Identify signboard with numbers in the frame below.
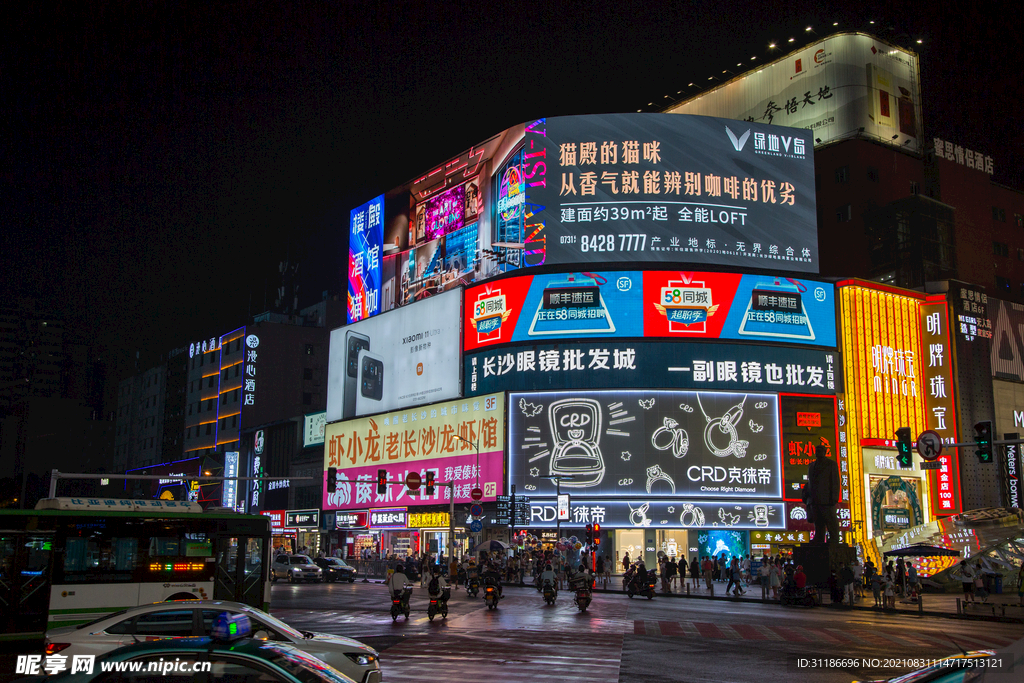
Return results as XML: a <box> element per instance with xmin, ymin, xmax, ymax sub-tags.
<box><xmin>323</xmin><ymin>393</ymin><xmax>505</xmax><ymax>511</ymax></box>
<box><xmin>919</xmin><ymin>299</ymin><xmax>962</xmax><ymax>515</ymax></box>
<box><xmin>467</xmin><ymin>341</ymin><xmax>840</xmax><ymax>396</ymax></box>
<box><xmin>509</xmin><ymin>389</ymin><xmax>782</xmax><ymax>499</ymax></box>
<box><xmin>525</xmin><ymin>113</ymin><xmax>817</xmax><ymax>272</ymax></box>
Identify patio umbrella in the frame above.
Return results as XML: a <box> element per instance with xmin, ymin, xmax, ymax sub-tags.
<box><xmin>883</xmin><ymin>544</ymin><xmax>961</xmax><ymax>558</ymax></box>
<box><xmin>469</xmin><ymin>540</ymin><xmax>510</xmax><ymax>554</ymax></box>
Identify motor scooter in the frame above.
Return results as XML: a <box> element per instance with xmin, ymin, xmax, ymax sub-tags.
<box><xmin>427</xmin><ymin>586</ymin><xmax>450</xmax><ymax>620</ymax></box>
<box><xmin>572</xmin><ymin>577</ymin><xmax>592</xmax><ymax>612</ymax></box>
<box><xmin>390</xmin><ymin>585</ymin><xmax>413</xmax><ymax>621</ymax></box>
<box><xmin>542</xmin><ymin>579</ymin><xmax>557</xmax><ymax>605</ymax></box>
<box><xmin>467</xmin><ymin>575</ymin><xmax>480</xmax><ymax>598</ymax></box>
<box><xmin>484</xmin><ymin>578</ymin><xmax>501</xmax><ymax>610</ymax></box>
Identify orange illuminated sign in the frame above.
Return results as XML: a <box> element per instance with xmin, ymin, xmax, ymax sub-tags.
<box><xmin>796</xmin><ymin>412</ymin><xmax>821</xmax><ymax>428</ymax></box>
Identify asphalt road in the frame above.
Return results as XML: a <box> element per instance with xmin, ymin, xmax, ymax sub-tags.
<box><xmin>270</xmin><ymin>581</ymin><xmax>1024</xmax><ymax>683</ymax></box>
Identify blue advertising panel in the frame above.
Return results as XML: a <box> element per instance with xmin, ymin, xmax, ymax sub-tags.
<box><xmin>348</xmin><ymin>194</ymin><xmax>385</xmax><ymax>323</ymax></box>
<box><xmin>466</xmin><ymin>341</ymin><xmax>841</xmax><ymax>396</ymax></box>
<box><xmin>720</xmin><ymin>274</ymin><xmax>836</xmax><ymax>346</ymax></box>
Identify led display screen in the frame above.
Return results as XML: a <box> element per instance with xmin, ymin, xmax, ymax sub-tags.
<box><xmin>467</xmin><ymin>341</ymin><xmax>840</xmax><ymax>396</ymax></box>
<box><xmin>464</xmin><ymin>270</ymin><xmax>835</xmax><ymax>351</ymax></box>
<box><xmin>527</xmin><ymin>499</ymin><xmax>785</xmax><ymax>530</ymax></box>
<box><xmin>508</xmin><ymin>389</ymin><xmax>782</xmax><ymax>499</ymax></box>
<box><xmin>522</xmin><ymin>113</ymin><xmax>817</xmax><ymax>272</ymax></box>
<box><xmin>326</xmin><ymin>288</ymin><xmax>462</xmax><ymax>422</ymax></box>
<box><xmin>323</xmin><ymin>394</ymin><xmax>504</xmax><ymax>511</ymax></box>
<box><xmin>348</xmin><ymin>194</ymin><xmax>385</xmax><ymax>323</ymax></box>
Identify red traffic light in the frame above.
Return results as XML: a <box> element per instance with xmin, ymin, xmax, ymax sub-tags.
<box><xmin>425</xmin><ymin>470</ymin><xmax>436</xmax><ymax>495</ymax></box>
<box><xmin>376</xmin><ymin>469</ymin><xmax>387</xmax><ymax>495</ymax></box>
<box><xmin>593</xmin><ymin>523</ymin><xmax>601</xmax><ymax>544</ymax></box>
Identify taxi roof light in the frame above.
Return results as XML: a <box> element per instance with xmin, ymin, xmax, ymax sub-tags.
<box><xmin>211</xmin><ymin>612</ymin><xmax>251</xmax><ymax>641</ymax></box>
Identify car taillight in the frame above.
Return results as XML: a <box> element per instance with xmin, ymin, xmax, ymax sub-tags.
<box><xmin>45</xmin><ymin>643</ymin><xmax>71</xmax><ymax>655</ymax></box>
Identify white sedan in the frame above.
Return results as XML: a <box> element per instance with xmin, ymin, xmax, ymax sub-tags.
<box><xmin>43</xmin><ymin>599</ymin><xmax>381</xmax><ymax>683</ymax></box>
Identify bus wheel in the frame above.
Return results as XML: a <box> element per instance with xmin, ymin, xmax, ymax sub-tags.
<box><xmin>166</xmin><ymin>592</ymin><xmax>198</xmax><ymax>601</ymax></box>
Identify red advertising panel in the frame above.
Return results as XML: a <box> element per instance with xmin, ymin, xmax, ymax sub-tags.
<box><xmin>920</xmin><ymin>299</ymin><xmax>962</xmax><ymax>515</ymax></box>
<box><xmin>642</xmin><ymin>271</ymin><xmax>742</xmax><ymax>338</ymax></box>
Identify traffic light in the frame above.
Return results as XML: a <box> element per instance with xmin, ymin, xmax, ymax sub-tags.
<box><xmin>326</xmin><ymin>467</ymin><xmax>338</xmax><ymax>493</ymax></box>
<box><xmin>425</xmin><ymin>471</ymin><xmax>435</xmax><ymax>496</ymax></box>
<box><xmin>974</xmin><ymin>421</ymin><xmax>993</xmax><ymax>463</ymax></box>
<box><xmin>592</xmin><ymin>523</ymin><xmax>601</xmax><ymax>545</ymax></box>
<box><xmin>376</xmin><ymin>469</ymin><xmax>387</xmax><ymax>495</ymax></box>
<box><xmin>894</xmin><ymin>427</ymin><xmax>913</xmax><ymax>468</ymax></box>
<box><xmin>585</xmin><ymin>524</ymin><xmax>593</xmax><ymax>546</ymax></box>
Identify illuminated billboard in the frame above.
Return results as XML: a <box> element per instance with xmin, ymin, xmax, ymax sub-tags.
<box><xmin>464</xmin><ymin>270</ymin><xmax>836</xmax><ymax>351</ymax></box>
<box><xmin>508</xmin><ymin>389</ymin><xmax>782</xmax><ymax>499</ymax></box>
<box><xmin>326</xmin><ymin>288</ymin><xmax>462</xmax><ymax>422</ymax></box>
<box><xmin>665</xmin><ymin>33</ymin><xmax>924</xmax><ymax>152</ymax></box>
<box><xmin>323</xmin><ymin>393</ymin><xmax>504</xmax><ymax>511</ymax></box>
<box><xmin>527</xmin><ymin>498</ymin><xmax>786</xmax><ymax>530</ymax></box>
<box><xmin>350</xmin><ymin>113</ymin><xmax>819</xmax><ymax>322</ymax></box>
<box><xmin>467</xmin><ymin>340</ymin><xmax>840</xmax><ymax>396</ymax></box>
<box><xmin>348</xmin><ymin>194</ymin><xmax>385</xmax><ymax>323</ymax></box>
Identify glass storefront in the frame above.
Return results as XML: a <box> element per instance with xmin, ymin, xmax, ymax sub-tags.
<box><xmin>863</xmin><ymin>447</ymin><xmax>931</xmax><ymax>541</ymax></box>
<box><xmin>613</xmin><ymin>529</ymin><xmax>691</xmax><ymax>570</ymax></box>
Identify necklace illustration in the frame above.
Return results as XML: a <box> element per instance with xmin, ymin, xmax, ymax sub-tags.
<box><xmin>697</xmin><ymin>394</ymin><xmax>750</xmax><ymax>458</ymax></box>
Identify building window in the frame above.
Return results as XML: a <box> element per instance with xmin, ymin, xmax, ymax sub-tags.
<box><xmin>303</xmin><ymin>368</ymin><xmax>313</xmax><ymax>380</ymax></box>
<box><xmin>305</xmin><ymin>344</ymin><xmax>315</xmax><ymax>356</ymax></box>
<box><xmin>1016</xmin><ymin>213</ymin><xmax>1024</xmax><ymax>229</ymax></box>
<box><xmin>910</xmin><ymin>180</ymin><xmax>919</xmax><ymax>195</ymax></box>
<box><xmin>835</xmin><ymin>166</ymin><xmax>848</xmax><ymax>183</ymax></box>
<box><xmin>303</xmin><ymin>392</ymin><xmax>312</xmax><ymax>405</ymax></box>
<box><xmin>996</xmin><ymin>276</ymin><xmax>1011</xmax><ymax>292</ymax></box>
<box><xmin>993</xmin><ymin>207</ymin><xmax>1007</xmax><ymax>222</ymax></box>
<box><xmin>1018</xmin><ymin>248</ymin><xmax>1024</xmax><ymax>262</ymax></box>
<box><xmin>188</xmin><ymin>404</ymin><xmax>193</xmax><ymax>416</ymax></box>
<box><xmin>207</xmin><ymin>399</ymin><xmax>213</xmax><ymax>411</ymax></box>
<box><xmin>234</xmin><ymin>389</ymin><xmax>239</xmax><ymax>402</ymax></box>
<box><xmin>206</xmin><ymin>424</ymin><xmax>212</xmax><ymax>435</ymax></box>
<box><xmin>994</xmin><ymin>241</ymin><xmax>1009</xmax><ymax>257</ymax></box>
<box><xmin>867</xmin><ymin>166</ymin><xmax>879</xmax><ymax>182</ymax></box>
<box><xmin>235</xmin><ymin>364</ymin><xmax>240</xmax><ymax>377</ymax></box>
<box><xmin>208</xmin><ymin>376</ymin><xmax>214</xmax><ymax>388</ymax></box>
<box><xmin>222</xmin><ymin>393</ymin><xmax>228</xmax><ymax>405</ymax></box>
<box><xmin>223</xmin><ymin>369</ymin><xmax>229</xmax><ymax>380</ymax></box>
<box><xmin>836</xmin><ymin>204</ymin><xmax>852</xmax><ymax>223</ymax></box>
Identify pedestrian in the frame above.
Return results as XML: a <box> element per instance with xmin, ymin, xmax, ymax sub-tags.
<box><xmin>741</xmin><ymin>554</ymin><xmax>751</xmax><ymax>585</ymax></box>
<box><xmin>727</xmin><ymin>557</ymin><xmax>745</xmax><ymax>596</ymax></box>
<box><xmin>702</xmin><ymin>556</ymin><xmax>714</xmax><ymax>590</ymax></box>
<box><xmin>769</xmin><ymin>559</ymin><xmax>782</xmax><ymax>599</ymax></box>
<box><xmin>852</xmin><ymin>560</ymin><xmax>863</xmax><ymax>600</ymax></box>
<box><xmin>665</xmin><ymin>557</ymin><xmax>678</xmax><ymax>593</ymax></box>
<box><xmin>841</xmin><ymin>562</ymin><xmax>856</xmax><ymax>605</ymax></box>
<box><xmin>689</xmin><ymin>557</ymin><xmax>700</xmax><ymax>589</ymax></box>
<box><xmin>863</xmin><ymin>559</ymin><xmax>875</xmax><ymax>592</ymax></box>
<box><xmin>895</xmin><ymin>558</ymin><xmax>906</xmax><ymax>596</ymax></box>
<box><xmin>883</xmin><ymin>571</ymin><xmax>896</xmax><ymax>609</ymax></box>
<box><xmin>622</xmin><ymin>553</ymin><xmax>630</xmax><ymax>573</ymax></box>
<box><xmin>906</xmin><ymin>563</ymin><xmax>919</xmax><ymax>600</ymax></box>
<box><xmin>603</xmin><ymin>554</ymin><xmax>611</xmax><ymax>588</ymax></box>
<box><xmin>956</xmin><ymin>559</ymin><xmax>976</xmax><ymax>604</ymax></box>
<box><xmin>596</xmin><ymin>555</ymin><xmax>605</xmax><ymax>589</ymax></box>
<box><xmin>758</xmin><ymin>559</ymin><xmax>771</xmax><ymax>600</ymax></box>
<box><xmin>871</xmin><ymin>568</ymin><xmax>883</xmax><ymax>607</ymax></box>
<box><xmin>659</xmin><ymin>556</ymin><xmax>668</xmax><ymax>593</ymax></box>
<box><xmin>1017</xmin><ymin>562</ymin><xmax>1024</xmax><ymax>607</ymax></box>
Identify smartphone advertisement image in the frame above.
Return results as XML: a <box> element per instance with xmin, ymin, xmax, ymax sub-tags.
<box><xmin>326</xmin><ymin>288</ymin><xmax>463</xmax><ymax>421</ymax></box>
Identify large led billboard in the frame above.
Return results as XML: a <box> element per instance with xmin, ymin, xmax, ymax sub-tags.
<box><xmin>349</xmin><ymin>112</ymin><xmax>819</xmax><ymax>322</ymax></box>
<box><xmin>522</xmin><ymin>113</ymin><xmax>817</xmax><ymax>271</ymax></box>
<box><xmin>527</xmin><ymin>498</ymin><xmax>786</xmax><ymax>530</ymax></box>
<box><xmin>665</xmin><ymin>33</ymin><xmax>924</xmax><ymax>153</ymax></box>
<box><xmin>326</xmin><ymin>288</ymin><xmax>462</xmax><ymax>422</ymax></box>
<box><xmin>464</xmin><ymin>270</ymin><xmax>836</xmax><ymax>351</ymax></box>
<box><xmin>348</xmin><ymin>195</ymin><xmax>385</xmax><ymax>323</ymax></box>
<box><xmin>467</xmin><ymin>341</ymin><xmax>840</xmax><ymax>396</ymax></box>
<box><xmin>508</xmin><ymin>389</ymin><xmax>782</xmax><ymax>499</ymax></box>
<box><xmin>323</xmin><ymin>393</ymin><xmax>504</xmax><ymax>511</ymax></box>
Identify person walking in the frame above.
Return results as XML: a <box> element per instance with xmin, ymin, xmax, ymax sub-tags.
<box><xmin>852</xmin><ymin>560</ymin><xmax>864</xmax><ymax>600</ymax></box>
<box><xmin>871</xmin><ymin>568</ymin><xmax>883</xmax><ymax>607</ymax></box>
<box><xmin>727</xmin><ymin>557</ymin><xmax>745</xmax><ymax>596</ymax></box>
<box><xmin>622</xmin><ymin>553</ymin><xmax>631</xmax><ymax>574</ymax></box>
<box><xmin>883</xmin><ymin>570</ymin><xmax>896</xmax><ymax>609</ymax></box>
<box><xmin>769</xmin><ymin>559</ymin><xmax>782</xmax><ymax>599</ymax></box>
<box><xmin>758</xmin><ymin>559</ymin><xmax>771</xmax><ymax>600</ymax></box>
<box><xmin>956</xmin><ymin>559</ymin><xmax>977</xmax><ymax>604</ymax></box>
<box><xmin>895</xmin><ymin>558</ymin><xmax>906</xmax><ymax>597</ymax></box>
<box><xmin>665</xmin><ymin>557</ymin><xmax>678</xmax><ymax>593</ymax></box>
<box><xmin>690</xmin><ymin>557</ymin><xmax>700</xmax><ymax>590</ymax></box>
<box><xmin>841</xmin><ymin>562</ymin><xmax>856</xmax><ymax>605</ymax></box>
<box><xmin>602</xmin><ymin>554</ymin><xmax>611</xmax><ymax>588</ymax></box>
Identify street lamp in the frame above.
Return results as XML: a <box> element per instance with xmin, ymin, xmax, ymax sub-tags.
<box><xmin>450</xmin><ymin>434</ymin><xmax>481</xmax><ymax>569</ymax></box>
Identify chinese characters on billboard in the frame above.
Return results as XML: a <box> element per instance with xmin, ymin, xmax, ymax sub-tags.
<box><xmin>323</xmin><ymin>394</ymin><xmax>505</xmax><ymax>511</ymax></box>
<box><xmin>920</xmin><ymin>300</ymin><xmax>962</xmax><ymax>515</ymax></box>
<box><xmin>348</xmin><ymin>195</ymin><xmax>384</xmax><ymax>323</ymax></box>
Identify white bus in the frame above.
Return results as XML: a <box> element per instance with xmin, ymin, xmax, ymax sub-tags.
<box><xmin>0</xmin><ymin>497</ymin><xmax>271</xmax><ymax>650</ymax></box>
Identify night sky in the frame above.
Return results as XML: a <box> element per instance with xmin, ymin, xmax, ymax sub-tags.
<box><xmin>2</xmin><ymin>1</ymin><xmax>1020</xmax><ymax>364</ymax></box>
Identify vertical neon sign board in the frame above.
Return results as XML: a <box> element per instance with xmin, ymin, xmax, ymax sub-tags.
<box><xmin>348</xmin><ymin>195</ymin><xmax>384</xmax><ymax>324</ymax></box>
<box><xmin>919</xmin><ymin>299</ymin><xmax>962</xmax><ymax>515</ymax></box>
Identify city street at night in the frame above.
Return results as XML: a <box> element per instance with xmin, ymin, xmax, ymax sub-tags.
<box><xmin>270</xmin><ymin>581</ymin><xmax>1024</xmax><ymax>682</ymax></box>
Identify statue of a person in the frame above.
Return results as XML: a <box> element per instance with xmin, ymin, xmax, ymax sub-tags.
<box><xmin>802</xmin><ymin>445</ymin><xmax>841</xmax><ymax>545</ymax></box>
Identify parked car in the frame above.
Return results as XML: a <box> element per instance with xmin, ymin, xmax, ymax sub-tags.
<box><xmin>273</xmin><ymin>554</ymin><xmax>324</xmax><ymax>583</ymax></box>
<box><xmin>32</xmin><ymin>612</ymin><xmax>362</xmax><ymax>682</ymax></box>
<box><xmin>41</xmin><ymin>600</ymin><xmax>380</xmax><ymax>683</ymax></box>
<box><xmin>315</xmin><ymin>557</ymin><xmax>358</xmax><ymax>583</ymax></box>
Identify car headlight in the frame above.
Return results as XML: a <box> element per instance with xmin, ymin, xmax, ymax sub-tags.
<box><xmin>345</xmin><ymin>653</ymin><xmax>377</xmax><ymax>667</ymax></box>
<box><xmin>291</xmin><ymin>567</ymin><xmax>301</xmax><ymax>573</ymax></box>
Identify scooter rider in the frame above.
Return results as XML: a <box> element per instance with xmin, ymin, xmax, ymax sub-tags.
<box><xmin>387</xmin><ymin>563</ymin><xmax>410</xmax><ymax>598</ymax></box>
<box><xmin>630</xmin><ymin>560</ymin><xmax>647</xmax><ymax>593</ymax></box>
<box><xmin>428</xmin><ymin>564</ymin><xmax>449</xmax><ymax>594</ymax></box>
<box><xmin>481</xmin><ymin>562</ymin><xmax>503</xmax><ymax>597</ymax></box>
<box><xmin>539</xmin><ymin>563</ymin><xmax>558</xmax><ymax>593</ymax></box>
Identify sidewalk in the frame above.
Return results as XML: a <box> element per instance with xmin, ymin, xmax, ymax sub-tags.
<box><xmin>578</xmin><ymin>575</ymin><xmax>1024</xmax><ymax>623</ymax></box>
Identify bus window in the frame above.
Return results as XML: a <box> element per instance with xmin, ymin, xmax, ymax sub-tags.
<box><xmin>63</xmin><ymin>535</ymin><xmax>137</xmax><ymax>580</ymax></box>
<box><xmin>149</xmin><ymin>537</ymin><xmax>181</xmax><ymax>556</ymax></box>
